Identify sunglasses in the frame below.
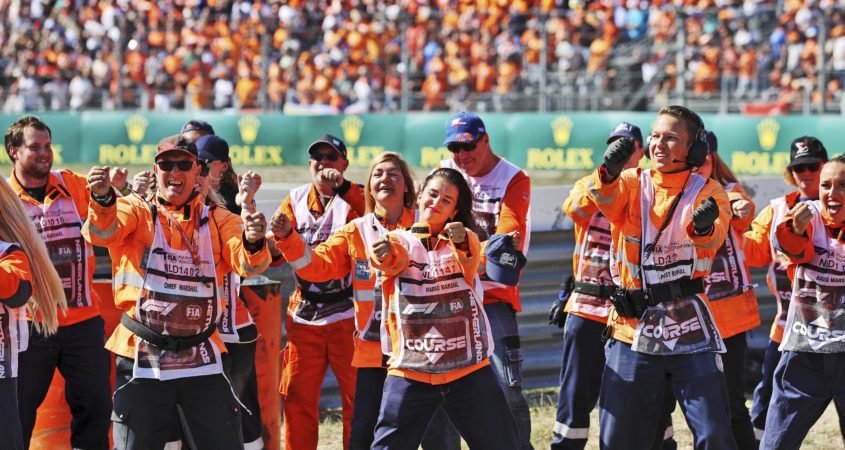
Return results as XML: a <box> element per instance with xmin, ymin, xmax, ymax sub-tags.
<box><xmin>791</xmin><ymin>162</ymin><xmax>821</xmax><ymax>173</ymax></box>
<box><xmin>311</xmin><ymin>151</ymin><xmax>340</xmax><ymax>162</ymax></box>
<box><xmin>156</xmin><ymin>160</ymin><xmax>196</xmax><ymax>172</ymax></box>
<box><xmin>447</xmin><ymin>142</ymin><xmax>478</xmax><ymax>154</ymax></box>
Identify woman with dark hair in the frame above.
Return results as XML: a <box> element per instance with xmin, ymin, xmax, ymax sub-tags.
<box><xmin>365</xmin><ymin>167</ymin><xmax>519</xmax><ymax>450</ymax></box>
<box><xmin>270</xmin><ymin>154</ymin><xmax>460</xmax><ymax>449</ymax></box>
<box><xmin>743</xmin><ymin>136</ymin><xmax>845</xmax><ymax>445</ymax></box>
<box><xmin>762</xmin><ymin>154</ymin><xmax>845</xmax><ymax>448</ymax></box>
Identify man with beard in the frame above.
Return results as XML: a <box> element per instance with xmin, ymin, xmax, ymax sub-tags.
<box><xmin>6</xmin><ymin>115</ymin><xmax>122</xmax><ymax>450</ymax></box>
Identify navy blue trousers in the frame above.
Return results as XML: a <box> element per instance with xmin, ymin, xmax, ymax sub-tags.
<box><xmin>371</xmin><ymin>365</ymin><xmax>519</xmax><ymax>450</ymax></box>
<box><xmin>599</xmin><ymin>339</ymin><xmax>737</xmax><ymax>450</ymax></box>
<box><xmin>761</xmin><ymin>351</ymin><xmax>845</xmax><ymax>450</ymax></box>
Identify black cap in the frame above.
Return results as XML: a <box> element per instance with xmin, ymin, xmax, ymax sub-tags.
<box><xmin>705</xmin><ymin>130</ymin><xmax>718</xmax><ymax>153</ymax></box>
<box><xmin>787</xmin><ymin>136</ymin><xmax>828</xmax><ymax>168</ymax></box>
<box><xmin>308</xmin><ymin>134</ymin><xmax>347</xmax><ymax>159</ymax></box>
<box><xmin>607</xmin><ymin>122</ymin><xmax>643</xmax><ymax>146</ymax></box>
<box><xmin>196</xmin><ymin>135</ymin><xmax>230</xmax><ymax>162</ymax></box>
<box><xmin>180</xmin><ymin>120</ymin><xmax>215</xmax><ymax>136</ymax></box>
<box><xmin>155</xmin><ymin>135</ymin><xmax>199</xmax><ymax>161</ymax></box>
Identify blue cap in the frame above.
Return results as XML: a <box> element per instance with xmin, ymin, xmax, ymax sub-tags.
<box><xmin>443</xmin><ymin>112</ymin><xmax>486</xmax><ymax>145</ymax></box>
<box><xmin>196</xmin><ymin>135</ymin><xmax>229</xmax><ymax>162</ymax></box>
<box><xmin>607</xmin><ymin>122</ymin><xmax>643</xmax><ymax>146</ymax></box>
<box><xmin>484</xmin><ymin>234</ymin><xmax>526</xmax><ymax>287</ymax></box>
<box><xmin>181</xmin><ymin>120</ymin><xmax>215</xmax><ymax>136</ymax></box>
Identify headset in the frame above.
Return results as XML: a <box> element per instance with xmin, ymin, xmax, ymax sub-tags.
<box><xmin>644</xmin><ymin>106</ymin><xmax>710</xmax><ymax>167</ymax></box>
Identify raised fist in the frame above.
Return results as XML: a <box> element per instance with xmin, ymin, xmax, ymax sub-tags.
<box><xmin>692</xmin><ymin>196</ymin><xmax>719</xmax><ymax>235</ymax></box>
<box><xmin>319</xmin><ymin>168</ymin><xmax>344</xmax><ymax>189</ymax></box>
<box><xmin>236</xmin><ymin>170</ymin><xmax>262</xmax><ymax>212</ymax></box>
<box><xmin>443</xmin><ymin>222</ymin><xmax>467</xmax><ymax>244</ymax></box>
<box><xmin>370</xmin><ymin>235</ymin><xmax>391</xmax><ymax>261</ymax></box>
<box><xmin>87</xmin><ymin>166</ymin><xmax>112</xmax><ymax>197</ymax></box>
<box><xmin>243</xmin><ymin>211</ymin><xmax>267</xmax><ymax>244</ymax></box>
<box><xmin>789</xmin><ymin>202</ymin><xmax>813</xmax><ymax>235</ymax></box>
<box><xmin>110</xmin><ymin>167</ymin><xmax>129</xmax><ymax>191</ymax></box>
<box><xmin>269</xmin><ymin>207</ymin><xmax>293</xmax><ymax>239</ymax></box>
<box><xmin>603</xmin><ymin>137</ymin><xmax>636</xmax><ymax>179</ymax></box>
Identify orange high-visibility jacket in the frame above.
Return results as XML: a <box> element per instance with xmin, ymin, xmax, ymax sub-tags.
<box><xmin>0</xmin><ymin>243</ymin><xmax>32</xmax><ymax>379</ymax></box>
<box><xmin>82</xmin><ymin>193</ymin><xmax>271</xmax><ymax>359</ymax></box>
<box><xmin>371</xmin><ymin>229</ymin><xmax>489</xmax><ymax>385</ymax></box>
<box><xmin>704</xmin><ymin>182</ymin><xmax>760</xmax><ymax>339</ymax></box>
<box><xmin>587</xmin><ymin>167</ymin><xmax>731</xmax><ymax>344</ymax></box>
<box><xmin>273</xmin><ymin>183</ymin><xmax>365</xmax><ymax>322</ymax></box>
<box><xmin>775</xmin><ymin>204</ymin><xmax>845</xmax><ymax>279</ymax></box>
<box><xmin>9</xmin><ymin>169</ymin><xmax>100</xmax><ymax>326</ymax></box>
<box><xmin>561</xmin><ymin>174</ymin><xmax>616</xmax><ymax>324</ymax></box>
<box><xmin>272</xmin><ymin>208</ymin><xmax>415</xmax><ymax>368</ymax></box>
<box><xmin>743</xmin><ymin>190</ymin><xmax>802</xmax><ymax>343</ymax></box>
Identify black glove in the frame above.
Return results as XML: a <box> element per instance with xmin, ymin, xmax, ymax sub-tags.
<box><xmin>603</xmin><ymin>137</ymin><xmax>636</xmax><ymax>179</ymax></box>
<box><xmin>549</xmin><ymin>275</ymin><xmax>574</xmax><ymax>328</ymax></box>
<box><xmin>692</xmin><ymin>196</ymin><xmax>719</xmax><ymax>235</ymax></box>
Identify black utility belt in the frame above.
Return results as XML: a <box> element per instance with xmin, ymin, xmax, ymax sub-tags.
<box><xmin>643</xmin><ymin>277</ymin><xmax>705</xmax><ymax>304</ymax></box>
<box><xmin>300</xmin><ymin>285</ymin><xmax>354</xmax><ymax>304</ymax></box>
<box><xmin>121</xmin><ymin>313</ymin><xmax>215</xmax><ymax>353</ymax></box>
<box><xmin>573</xmin><ymin>281</ymin><xmax>615</xmax><ymax>300</ymax></box>
<box><xmin>610</xmin><ymin>278</ymin><xmax>704</xmax><ymax>319</ymax></box>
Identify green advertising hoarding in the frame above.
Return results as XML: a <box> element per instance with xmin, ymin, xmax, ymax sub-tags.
<box><xmin>0</xmin><ymin>111</ymin><xmax>840</xmax><ymax>176</ymax></box>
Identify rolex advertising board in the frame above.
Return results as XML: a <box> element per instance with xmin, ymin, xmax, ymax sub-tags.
<box><xmin>0</xmin><ymin>112</ymin><xmax>840</xmax><ymax>176</ymax></box>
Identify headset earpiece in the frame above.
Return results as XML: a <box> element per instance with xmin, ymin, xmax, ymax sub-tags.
<box><xmin>685</xmin><ymin>112</ymin><xmax>709</xmax><ymax>167</ymax></box>
<box><xmin>645</xmin><ymin>135</ymin><xmax>652</xmax><ymax>159</ymax></box>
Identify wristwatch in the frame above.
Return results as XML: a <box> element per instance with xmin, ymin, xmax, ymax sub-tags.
<box><xmin>92</xmin><ymin>189</ymin><xmax>115</xmax><ymax>205</ymax></box>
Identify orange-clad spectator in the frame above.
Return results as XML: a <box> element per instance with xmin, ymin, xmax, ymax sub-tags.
<box><xmin>422</xmin><ymin>72</ymin><xmax>446</xmax><ymax>111</ymax></box>
<box><xmin>474</xmin><ymin>57</ymin><xmax>497</xmax><ymax>93</ymax></box>
<box><xmin>587</xmin><ymin>36</ymin><xmax>612</xmax><ymax>74</ymax></box>
<box><xmin>694</xmin><ymin>47</ymin><xmax>720</xmax><ymax>95</ymax></box>
<box><xmin>496</xmin><ymin>57</ymin><xmax>520</xmax><ymax>93</ymax></box>
<box><xmin>737</xmin><ymin>46</ymin><xmax>757</xmax><ymax>97</ymax></box>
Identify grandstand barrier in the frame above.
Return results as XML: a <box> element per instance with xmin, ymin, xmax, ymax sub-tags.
<box><xmin>0</xmin><ymin>112</ymin><xmax>842</xmax><ymax>177</ymax></box>
<box><xmin>30</xmin><ymin>278</ymin><xmax>284</xmax><ymax>450</ymax></box>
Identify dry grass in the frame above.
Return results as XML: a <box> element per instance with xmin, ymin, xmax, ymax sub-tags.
<box><xmin>305</xmin><ymin>387</ymin><xmax>844</xmax><ymax>450</ymax></box>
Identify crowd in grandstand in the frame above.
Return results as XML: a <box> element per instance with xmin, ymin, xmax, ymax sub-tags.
<box><xmin>0</xmin><ymin>0</ymin><xmax>843</xmax><ymax>113</ymax></box>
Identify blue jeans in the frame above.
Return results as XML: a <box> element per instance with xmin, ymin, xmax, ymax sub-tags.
<box><xmin>371</xmin><ymin>365</ymin><xmax>519</xmax><ymax>450</ymax></box>
<box><xmin>599</xmin><ymin>340</ymin><xmax>737</xmax><ymax>450</ymax></box>
<box><xmin>349</xmin><ymin>368</ymin><xmax>459</xmax><ymax>450</ymax></box>
<box><xmin>761</xmin><ymin>351</ymin><xmax>845</xmax><ymax>449</ymax></box>
<box><xmin>484</xmin><ymin>302</ymin><xmax>534</xmax><ymax>450</ymax></box>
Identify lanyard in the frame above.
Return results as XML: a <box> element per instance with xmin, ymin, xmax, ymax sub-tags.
<box><xmin>155</xmin><ymin>198</ymin><xmax>202</xmax><ymax>268</ymax></box>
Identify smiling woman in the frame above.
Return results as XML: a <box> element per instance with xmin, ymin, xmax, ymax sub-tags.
<box><xmin>763</xmin><ymin>152</ymin><xmax>845</xmax><ymax>448</ymax></box>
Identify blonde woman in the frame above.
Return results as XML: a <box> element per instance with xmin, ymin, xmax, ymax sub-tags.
<box><xmin>0</xmin><ymin>175</ymin><xmax>65</xmax><ymax>450</ymax></box>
